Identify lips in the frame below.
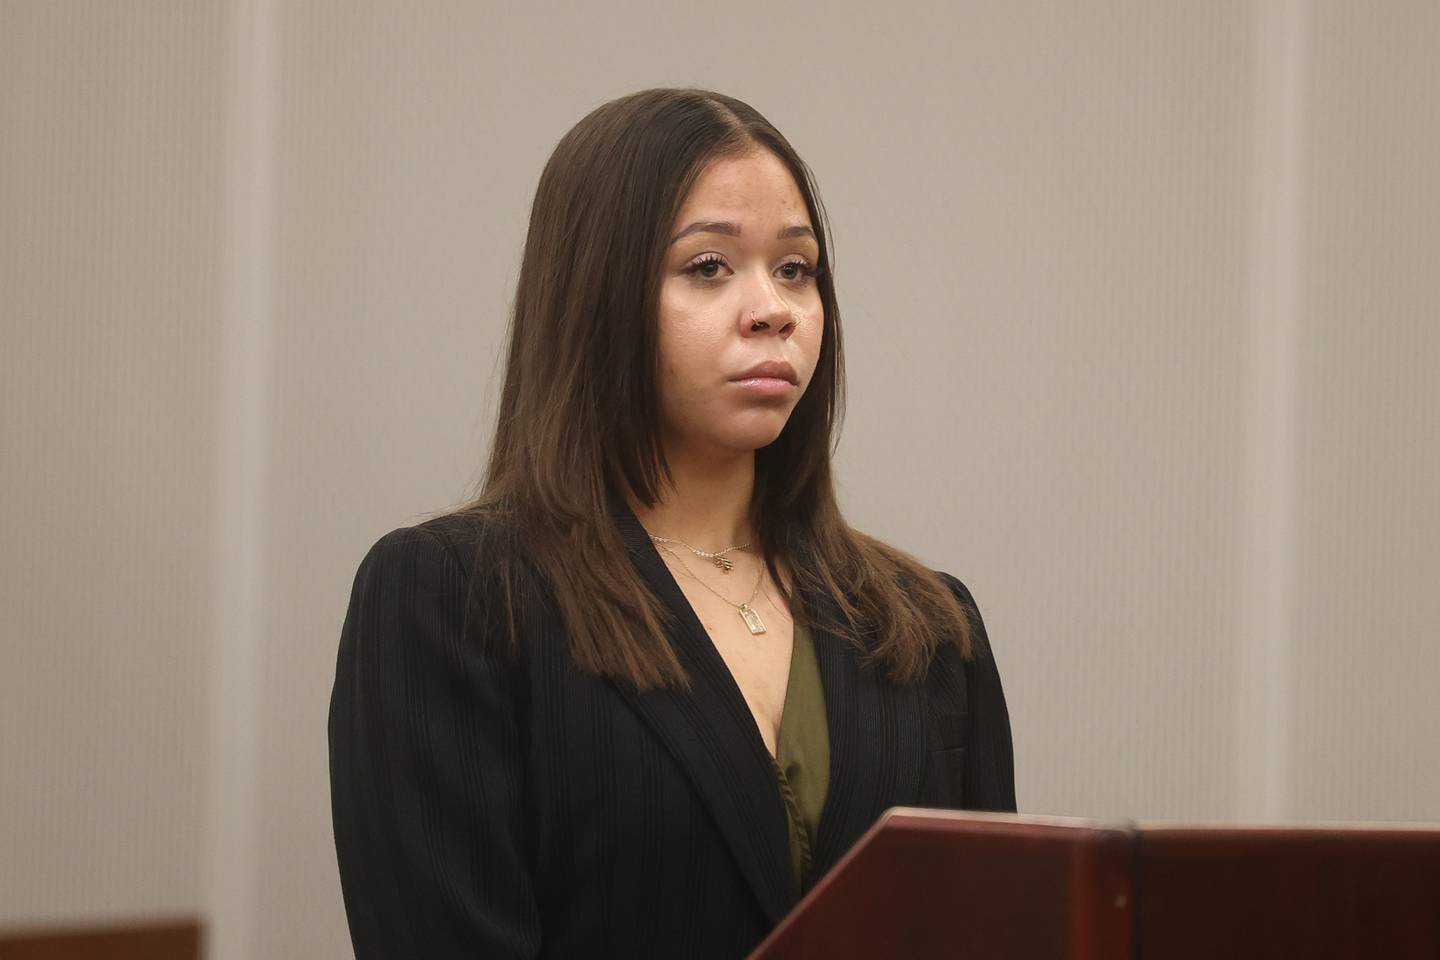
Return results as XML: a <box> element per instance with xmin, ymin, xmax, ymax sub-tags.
<box><xmin>731</xmin><ymin>359</ymin><xmax>798</xmax><ymax>384</ymax></box>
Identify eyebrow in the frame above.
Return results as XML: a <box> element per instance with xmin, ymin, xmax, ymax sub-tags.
<box><xmin>669</xmin><ymin>220</ymin><xmax>817</xmax><ymax>245</ymax></box>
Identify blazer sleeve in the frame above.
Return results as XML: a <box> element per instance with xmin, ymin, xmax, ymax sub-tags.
<box><xmin>328</xmin><ymin>525</ymin><xmax>541</xmax><ymax>958</ymax></box>
<box><xmin>939</xmin><ymin>572</ymin><xmax>1018</xmax><ymax>813</ymax></box>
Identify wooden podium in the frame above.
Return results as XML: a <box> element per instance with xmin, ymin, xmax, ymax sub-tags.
<box><xmin>748</xmin><ymin>808</ymin><xmax>1440</xmax><ymax>959</ymax></box>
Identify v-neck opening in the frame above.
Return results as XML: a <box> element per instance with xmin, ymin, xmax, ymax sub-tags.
<box><xmin>773</xmin><ymin>617</ymin><xmax>805</xmax><ymax>757</ymax></box>
<box><xmin>658</xmin><ymin>549</ymin><xmax>795</xmax><ymax>765</ymax></box>
<box><xmin>607</xmin><ymin>490</ymin><xmax>921</xmax><ymax>906</ymax></box>
<box><xmin>619</xmin><ymin>507</ymin><xmax>789</xmax><ymax>767</ymax></box>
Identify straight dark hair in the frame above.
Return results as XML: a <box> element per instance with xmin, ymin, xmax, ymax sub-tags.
<box><xmin>424</xmin><ymin>86</ymin><xmax>976</xmax><ymax>691</ymax></box>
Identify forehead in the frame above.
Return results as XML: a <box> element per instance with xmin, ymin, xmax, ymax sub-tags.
<box><xmin>674</xmin><ymin>150</ymin><xmax>810</xmax><ymax>224</ymax></box>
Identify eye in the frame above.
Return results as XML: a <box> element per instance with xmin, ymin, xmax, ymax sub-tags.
<box><xmin>684</xmin><ymin>253</ymin><xmax>728</xmax><ymax>282</ymax></box>
<box><xmin>681</xmin><ymin>253</ymin><xmax>823</xmax><ymax>286</ymax></box>
<box><xmin>778</xmin><ymin>257</ymin><xmax>820</xmax><ymax>284</ymax></box>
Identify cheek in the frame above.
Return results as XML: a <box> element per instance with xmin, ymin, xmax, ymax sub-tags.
<box><xmin>657</xmin><ymin>321</ymin><xmax>705</xmax><ymax>377</ymax></box>
<box><xmin>793</xmin><ymin>306</ymin><xmax>824</xmax><ymax>379</ymax></box>
<box><xmin>656</xmin><ymin>310</ymin><xmax>725</xmax><ymax>404</ymax></box>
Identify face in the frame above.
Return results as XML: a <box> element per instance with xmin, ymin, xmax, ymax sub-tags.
<box><xmin>655</xmin><ymin>149</ymin><xmax>824</xmax><ymax>462</ymax></box>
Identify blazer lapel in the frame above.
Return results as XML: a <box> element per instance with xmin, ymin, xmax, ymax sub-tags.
<box><xmin>606</xmin><ymin>494</ymin><xmax>796</xmax><ymax>924</ymax></box>
<box><xmin>603</xmin><ymin>493</ymin><xmax>927</xmax><ymax>917</ymax></box>
<box><xmin>804</xmin><ymin>584</ymin><xmax>927</xmax><ymax>877</ymax></box>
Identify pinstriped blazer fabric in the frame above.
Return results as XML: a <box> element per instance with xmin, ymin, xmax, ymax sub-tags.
<box><xmin>327</xmin><ymin>497</ymin><xmax>1016</xmax><ymax>959</ymax></box>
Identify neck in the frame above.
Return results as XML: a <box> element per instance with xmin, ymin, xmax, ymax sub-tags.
<box><xmin>625</xmin><ymin>444</ymin><xmax>757</xmax><ymax>551</ymax></box>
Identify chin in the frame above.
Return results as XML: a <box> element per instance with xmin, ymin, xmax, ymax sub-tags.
<box><xmin>719</xmin><ymin>419</ymin><xmax>790</xmax><ymax>453</ymax></box>
<box><xmin>667</xmin><ymin>407</ymin><xmax>793</xmax><ymax>456</ymax></box>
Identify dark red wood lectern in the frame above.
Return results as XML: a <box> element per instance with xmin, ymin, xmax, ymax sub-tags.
<box><xmin>747</xmin><ymin>807</ymin><xmax>1440</xmax><ymax>959</ymax></box>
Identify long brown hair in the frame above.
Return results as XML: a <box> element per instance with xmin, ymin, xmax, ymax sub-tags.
<box><xmin>424</xmin><ymin>86</ymin><xmax>976</xmax><ymax>691</ymax></box>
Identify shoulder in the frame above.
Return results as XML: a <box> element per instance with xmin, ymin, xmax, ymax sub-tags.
<box><xmin>931</xmin><ymin>569</ymin><xmax>974</xmax><ymax>609</ymax></box>
<box><xmin>347</xmin><ymin>510</ymin><xmax>520</xmax><ymax>624</ymax></box>
<box><xmin>355</xmin><ymin>509</ymin><xmax>507</xmax><ymax>580</ymax></box>
<box><xmin>923</xmin><ymin>568</ymin><xmax>1013</xmax><ymax>758</ymax></box>
<box><xmin>345</xmin><ymin>512</ymin><xmax>534</xmax><ymax>662</ymax></box>
<box><xmin>922</xmin><ymin>567</ymin><xmax>1007</xmax><ymax>709</ymax></box>
<box><xmin>346</xmin><ymin>522</ymin><xmax>468</xmax><ymax>619</ymax></box>
<box><xmin>929</xmin><ymin>569</ymin><xmax>992</xmax><ymax>656</ymax></box>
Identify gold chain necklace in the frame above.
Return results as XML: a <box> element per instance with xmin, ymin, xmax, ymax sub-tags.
<box><xmin>654</xmin><ymin>541</ymin><xmax>768</xmax><ymax>635</ymax></box>
<box><xmin>646</xmin><ymin>533</ymin><xmax>752</xmax><ymax>573</ymax></box>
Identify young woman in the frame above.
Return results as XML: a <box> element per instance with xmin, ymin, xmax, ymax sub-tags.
<box><xmin>328</xmin><ymin>86</ymin><xmax>1016</xmax><ymax>960</ymax></box>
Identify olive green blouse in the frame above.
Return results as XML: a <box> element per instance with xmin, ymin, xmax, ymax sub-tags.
<box><xmin>768</xmin><ymin>617</ymin><xmax>830</xmax><ymax>894</ymax></box>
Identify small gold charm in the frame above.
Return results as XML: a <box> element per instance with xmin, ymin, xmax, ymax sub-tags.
<box><xmin>739</xmin><ymin>603</ymin><xmax>766</xmax><ymax>635</ymax></box>
<box><xmin>714</xmin><ymin>555</ymin><xmax>734</xmax><ymax>573</ymax></box>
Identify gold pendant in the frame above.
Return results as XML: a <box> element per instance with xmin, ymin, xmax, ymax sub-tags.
<box><xmin>714</xmin><ymin>555</ymin><xmax>734</xmax><ymax>573</ymax></box>
<box><xmin>739</xmin><ymin>603</ymin><xmax>766</xmax><ymax>635</ymax></box>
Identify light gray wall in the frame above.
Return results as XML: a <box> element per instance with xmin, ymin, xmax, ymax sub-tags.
<box><xmin>1286</xmin><ymin>1</ymin><xmax>1440</xmax><ymax>820</ymax></box>
<box><xmin>3</xmin><ymin>1</ymin><xmax>1436</xmax><ymax>956</ymax></box>
<box><xmin>1</xmin><ymin>0</ymin><xmax>223</xmax><ymax>930</ymax></box>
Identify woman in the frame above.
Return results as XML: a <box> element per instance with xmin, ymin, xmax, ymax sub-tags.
<box><xmin>328</xmin><ymin>87</ymin><xmax>1015</xmax><ymax>960</ymax></box>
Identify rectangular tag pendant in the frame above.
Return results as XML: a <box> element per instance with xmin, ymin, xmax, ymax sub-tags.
<box><xmin>738</xmin><ymin>603</ymin><xmax>767</xmax><ymax>635</ymax></box>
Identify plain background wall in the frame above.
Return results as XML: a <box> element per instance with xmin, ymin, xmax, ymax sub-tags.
<box><xmin>2</xmin><ymin>0</ymin><xmax>224</xmax><ymax>930</ymax></box>
<box><xmin>2</xmin><ymin>1</ymin><xmax>1436</xmax><ymax>957</ymax></box>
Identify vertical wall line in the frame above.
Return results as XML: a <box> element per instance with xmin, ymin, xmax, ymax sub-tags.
<box><xmin>1237</xmin><ymin>0</ymin><xmax>1307</xmax><ymax>821</ymax></box>
<box><xmin>204</xmin><ymin>0</ymin><xmax>276</xmax><ymax>956</ymax></box>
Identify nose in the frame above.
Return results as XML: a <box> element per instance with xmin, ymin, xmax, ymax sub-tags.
<box><xmin>742</xmin><ymin>280</ymin><xmax>797</xmax><ymax>337</ymax></box>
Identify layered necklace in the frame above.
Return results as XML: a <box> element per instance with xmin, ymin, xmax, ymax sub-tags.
<box><xmin>647</xmin><ymin>533</ymin><xmax>769</xmax><ymax>635</ymax></box>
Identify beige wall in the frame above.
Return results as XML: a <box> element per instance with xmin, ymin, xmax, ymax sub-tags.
<box><xmin>1287</xmin><ymin>2</ymin><xmax>1440</xmax><ymax>820</ymax></box>
<box><xmin>3</xmin><ymin>1</ymin><xmax>1436</xmax><ymax>956</ymax></box>
<box><xmin>1</xmin><ymin>0</ymin><xmax>224</xmax><ymax>930</ymax></box>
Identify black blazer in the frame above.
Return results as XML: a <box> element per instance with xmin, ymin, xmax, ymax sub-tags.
<box><xmin>328</xmin><ymin>496</ymin><xmax>1016</xmax><ymax>959</ymax></box>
